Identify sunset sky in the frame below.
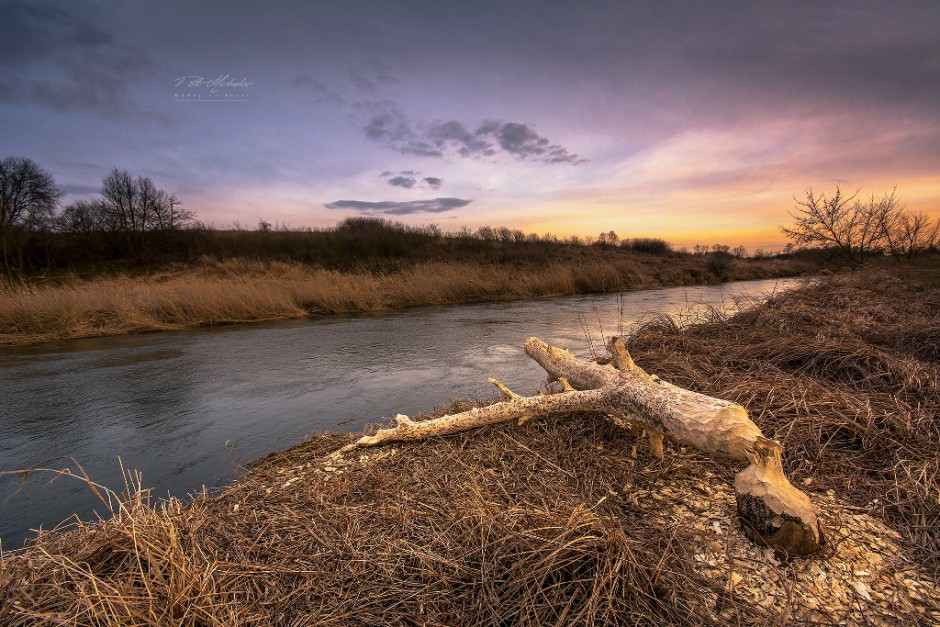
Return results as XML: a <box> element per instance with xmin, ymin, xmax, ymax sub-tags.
<box><xmin>3</xmin><ymin>1</ymin><xmax>938</xmax><ymax>250</ymax></box>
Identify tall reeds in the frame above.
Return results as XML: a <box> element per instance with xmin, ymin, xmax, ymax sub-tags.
<box><xmin>0</xmin><ymin>256</ymin><xmax>801</xmax><ymax>345</ymax></box>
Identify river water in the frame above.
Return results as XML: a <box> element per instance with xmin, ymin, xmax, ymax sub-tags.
<box><xmin>0</xmin><ymin>277</ymin><xmax>802</xmax><ymax>550</ymax></box>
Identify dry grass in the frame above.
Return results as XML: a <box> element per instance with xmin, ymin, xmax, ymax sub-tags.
<box><xmin>0</xmin><ymin>260</ymin><xmax>567</xmax><ymax>344</ymax></box>
<box><xmin>0</xmin><ymin>419</ymin><xmax>767</xmax><ymax>626</ymax></box>
<box><xmin>628</xmin><ymin>269</ymin><xmax>940</xmax><ymax>573</ymax></box>
<box><xmin>0</xmin><ymin>256</ymin><xmax>801</xmax><ymax>346</ymax></box>
<box><xmin>5</xmin><ymin>270</ymin><xmax>934</xmax><ymax>625</ymax></box>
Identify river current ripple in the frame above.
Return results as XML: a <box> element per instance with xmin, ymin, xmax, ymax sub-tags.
<box><xmin>0</xmin><ymin>277</ymin><xmax>803</xmax><ymax>550</ymax></box>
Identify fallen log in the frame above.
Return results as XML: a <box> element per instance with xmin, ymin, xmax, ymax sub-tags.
<box><xmin>337</xmin><ymin>336</ymin><xmax>823</xmax><ymax>556</ymax></box>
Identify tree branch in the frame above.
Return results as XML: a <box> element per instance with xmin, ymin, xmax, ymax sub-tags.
<box><xmin>335</xmin><ymin>335</ymin><xmax>823</xmax><ymax>555</ymax></box>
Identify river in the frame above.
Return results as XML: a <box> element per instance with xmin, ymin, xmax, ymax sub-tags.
<box><xmin>0</xmin><ymin>277</ymin><xmax>803</xmax><ymax>550</ymax></box>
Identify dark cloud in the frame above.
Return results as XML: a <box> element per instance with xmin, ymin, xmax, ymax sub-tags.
<box><xmin>364</xmin><ymin>59</ymin><xmax>398</xmax><ymax>86</ymax></box>
<box><xmin>292</xmin><ymin>53</ymin><xmax>583</xmax><ymax>166</ymax></box>
<box><xmin>0</xmin><ymin>4</ymin><xmax>69</xmax><ymax>67</ymax></box>
<box><xmin>0</xmin><ymin>76</ymin><xmax>25</xmax><ymax>100</ymax></box>
<box><xmin>668</xmin><ymin>3</ymin><xmax>940</xmax><ymax>120</ymax></box>
<box><xmin>362</xmin><ymin>105</ymin><xmax>585</xmax><ymax>164</ymax></box>
<box><xmin>399</xmin><ymin>141</ymin><xmax>445</xmax><ymax>158</ymax></box>
<box><xmin>324</xmin><ymin>197</ymin><xmax>471</xmax><ymax>215</ymax></box>
<box><xmin>70</xmin><ymin>22</ymin><xmax>113</xmax><ymax>47</ymax></box>
<box><xmin>290</xmin><ymin>74</ymin><xmax>322</xmax><ymax>89</ymax></box>
<box><xmin>380</xmin><ymin>170</ymin><xmax>443</xmax><ymax>189</ymax></box>
<box><xmin>425</xmin><ymin>120</ymin><xmax>495</xmax><ymax>158</ymax></box>
<box><xmin>294</xmin><ymin>60</ymin><xmax>397</xmax><ymax>109</ymax></box>
<box><xmin>388</xmin><ymin>175</ymin><xmax>416</xmax><ymax>188</ymax></box>
<box><xmin>481</xmin><ymin>121</ymin><xmax>586</xmax><ymax>164</ymax></box>
<box><xmin>362</xmin><ymin>104</ymin><xmax>420</xmax><ymax>150</ymax></box>
<box><xmin>320</xmin><ymin>3</ymin><xmax>940</xmax><ymax>147</ymax></box>
<box><xmin>0</xmin><ymin>2</ymin><xmax>160</xmax><ymax>120</ymax></box>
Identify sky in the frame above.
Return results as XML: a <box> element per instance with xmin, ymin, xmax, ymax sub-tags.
<box><xmin>2</xmin><ymin>0</ymin><xmax>939</xmax><ymax>250</ymax></box>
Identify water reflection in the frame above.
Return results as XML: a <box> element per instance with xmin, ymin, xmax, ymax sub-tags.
<box><xmin>0</xmin><ymin>277</ymin><xmax>803</xmax><ymax>549</ymax></box>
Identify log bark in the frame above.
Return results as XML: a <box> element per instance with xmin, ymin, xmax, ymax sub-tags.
<box><xmin>339</xmin><ymin>336</ymin><xmax>823</xmax><ymax>556</ymax></box>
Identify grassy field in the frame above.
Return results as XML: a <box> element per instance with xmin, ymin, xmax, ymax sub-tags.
<box><xmin>0</xmin><ymin>253</ymin><xmax>804</xmax><ymax>346</ymax></box>
<box><xmin>1</xmin><ymin>269</ymin><xmax>937</xmax><ymax>624</ymax></box>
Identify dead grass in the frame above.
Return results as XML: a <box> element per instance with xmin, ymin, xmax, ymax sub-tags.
<box><xmin>0</xmin><ymin>256</ymin><xmax>801</xmax><ymax>346</ymax></box>
<box><xmin>0</xmin><ymin>419</ymin><xmax>772</xmax><ymax>626</ymax></box>
<box><xmin>628</xmin><ymin>269</ymin><xmax>940</xmax><ymax>573</ymax></box>
<box><xmin>5</xmin><ymin>270</ymin><xmax>935</xmax><ymax>625</ymax></box>
<box><xmin>0</xmin><ymin>260</ymin><xmax>556</xmax><ymax>344</ymax></box>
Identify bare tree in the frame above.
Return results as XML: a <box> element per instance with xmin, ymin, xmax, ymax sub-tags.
<box><xmin>866</xmin><ymin>189</ymin><xmax>939</xmax><ymax>261</ymax></box>
<box><xmin>596</xmin><ymin>230</ymin><xmax>619</xmax><ymax>246</ymax></box>
<box><xmin>783</xmin><ymin>185</ymin><xmax>936</xmax><ymax>265</ymax></box>
<box><xmin>57</xmin><ymin>199</ymin><xmax>108</xmax><ymax>234</ymax></box>
<box><xmin>0</xmin><ymin>156</ymin><xmax>62</xmax><ymax>271</ymax></box>
<box><xmin>782</xmin><ymin>185</ymin><xmax>887</xmax><ymax>265</ymax></box>
<box><xmin>475</xmin><ymin>225</ymin><xmax>497</xmax><ymax>241</ymax></box>
<box><xmin>98</xmin><ymin>169</ymin><xmax>192</xmax><ymax>232</ymax></box>
<box><xmin>150</xmin><ymin>190</ymin><xmax>193</xmax><ymax>230</ymax></box>
<box><xmin>97</xmin><ymin>168</ymin><xmax>192</xmax><ymax>263</ymax></box>
<box><xmin>894</xmin><ymin>210</ymin><xmax>939</xmax><ymax>259</ymax></box>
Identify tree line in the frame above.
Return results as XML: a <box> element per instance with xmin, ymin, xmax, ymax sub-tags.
<box><xmin>1</xmin><ymin>157</ymin><xmax>194</xmax><ymax>272</ymax></box>
<box><xmin>5</xmin><ymin>155</ymin><xmax>934</xmax><ymax>276</ymax></box>
<box><xmin>0</xmin><ymin>156</ymin><xmax>692</xmax><ymax>276</ymax></box>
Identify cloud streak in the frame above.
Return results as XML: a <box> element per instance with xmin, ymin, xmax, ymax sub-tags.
<box><xmin>324</xmin><ymin>197</ymin><xmax>471</xmax><ymax>215</ymax></box>
<box><xmin>289</xmin><ymin>52</ymin><xmax>584</xmax><ymax>165</ymax></box>
<box><xmin>364</xmin><ymin>110</ymin><xmax>586</xmax><ymax>164</ymax></box>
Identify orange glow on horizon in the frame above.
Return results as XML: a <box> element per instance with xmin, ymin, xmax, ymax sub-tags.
<box><xmin>189</xmin><ymin>165</ymin><xmax>939</xmax><ymax>253</ymax></box>
<box><xmin>503</xmin><ymin>173</ymin><xmax>940</xmax><ymax>252</ymax></box>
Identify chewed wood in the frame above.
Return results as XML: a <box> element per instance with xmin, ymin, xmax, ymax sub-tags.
<box><xmin>340</xmin><ymin>335</ymin><xmax>823</xmax><ymax>555</ymax></box>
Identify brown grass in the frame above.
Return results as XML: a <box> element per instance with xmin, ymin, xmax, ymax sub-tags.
<box><xmin>0</xmin><ymin>256</ymin><xmax>802</xmax><ymax>346</ymax></box>
<box><xmin>628</xmin><ymin>269</ymin><xmax>940</xmax><ymax>572</ymax></box>
<box><xmin>5</xmin><ymin>270</ymin><xmax>934</xmax><ymax>625</ymax></box>
<box><xmin>0</xmin><ymin>419</ymin><xmax>768</xmax><ymax>626</ymax></box>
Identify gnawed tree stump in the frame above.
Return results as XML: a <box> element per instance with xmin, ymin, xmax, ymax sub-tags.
<box><xmin>735</xmin><ymin>438</ymin><xmax>823</xmax><ymax>556</ymax></box>
<box><xmin>336</xmin><ymin>336</ymin><xmax>823</xmax><ymax>556</ymax></box>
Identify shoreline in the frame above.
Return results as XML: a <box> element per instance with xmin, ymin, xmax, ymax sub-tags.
<box><xmin>0</xmin><ymin>256</ymin><xmax>805</xmax><ymax>347</ymax></box>
<box><xmin>2</xmin><ymin>269</ymin><xmax>938</xmax><ymax>624</ymax></box>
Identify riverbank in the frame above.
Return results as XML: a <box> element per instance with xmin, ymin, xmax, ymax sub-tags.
<box><xmin>1</xmin><ymin>269</ymin><xmax>937</xmax><ymax>624</ymax></box>
<box><xmin>0</xmin><ymin>254</ymin><xmax>804</xmax><ymax>346</ymax></box>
